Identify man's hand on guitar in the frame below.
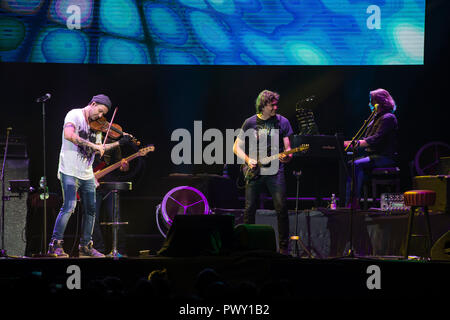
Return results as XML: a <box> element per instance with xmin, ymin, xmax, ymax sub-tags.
<box><xmin>119</xmin><ymin>159</ymin><xmax>129</xmax><ymax>172</ymax></box>
<box><xmin>279</xmin><ymin>153</ymin><xmax>292</xmax><ymax>163</ymax></box>
<box><xmin>247</xmin><ymin>158</ymin><xmax>258</xmax><ymax>169</ymax></box>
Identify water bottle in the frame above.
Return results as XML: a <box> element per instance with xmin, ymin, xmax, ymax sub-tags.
<box><xmin>39</xmin><ymin>176</ymin><xmax>49</xmax><ymax>200</ymax></box>
<box><xmin>330</xmin><ymin>194</ymin><xmax>337</xmax><ymax>210</ymax></box>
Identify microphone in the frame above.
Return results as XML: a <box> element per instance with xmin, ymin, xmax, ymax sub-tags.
<box><xmin>36</xmin><ymin>93</ymin><xmax>51</xmax><ymax>103</ymax></box>
<box><xmin>292</xmin><ymin>170</ymin><xmax>302</xmax><ymax>177</ymax></box>
<box><xmin>369</xmin><ymin>103</ymin><xmax>378</xmax><ymax>113</ymax></box>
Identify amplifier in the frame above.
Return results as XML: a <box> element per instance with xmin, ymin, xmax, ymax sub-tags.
<box><xmin>413</xmin><ymin>175</ymin><xmax>450</xmax><ymax>213</ymax></box>
<box><xmin>439</xmin><ymin>157</ymin><xmax>450</xmax><ymax>175</ymax></box>
<box><xmin>0</xmin><ymin>135</ymin><xmax>28</xmax><ymax>159</ymax></box>
<box><xmin>380</xmin><ymin>193</ymin><xmax>409</xmax><ymax>212</ymax></box>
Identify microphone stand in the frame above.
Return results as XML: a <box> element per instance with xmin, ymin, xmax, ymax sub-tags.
<box><xmin>1</xmin><ymin>127</ymin><xmax>12</xmax><ymax>257</ymax></box>
<box><xmin>344</xmin><ymin>109</ymin><xmax>376</xmax><ymax>257</ymax></box>
<box><xmin>32</xmin><ymin>99</ymin><xmax>50</xmax><ymax>257</ymax></box>
<box><xmin>290</xmin><ymin>170</ymin><xmax>313</xmax><ymax>258</ymax></box>
<box><xmin>42</xmin><ymin>100</ymin><xmax>48</xmax><ymax>255</ymax></box>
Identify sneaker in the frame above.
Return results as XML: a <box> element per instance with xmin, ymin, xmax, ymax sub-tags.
<box><xmin>106</xmin><ymin>252</ymin><xmax>127</xmax><ymax>258</ymax></box>
<box><xmin>78</xmin><ymin>241</ymin><xmax>105</xmax><ymax>258</ymax></box>
<box><xmin>47</xmin><ymin>239</ymin><xmax>69</xmax><ymax>258</ymax></box>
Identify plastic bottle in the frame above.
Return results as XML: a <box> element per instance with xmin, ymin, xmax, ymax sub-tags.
<box><xmin>330</xmin><ymin>194</ymin><xmax>337</xmax><ymax>210</ymax></box>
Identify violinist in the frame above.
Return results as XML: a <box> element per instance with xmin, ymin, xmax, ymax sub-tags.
<box><xmin>48</xmin><ymin>94</ymin><xmax>131</xmax><ymax>257</ymax></box>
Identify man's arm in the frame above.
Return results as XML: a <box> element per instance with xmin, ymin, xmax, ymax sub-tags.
<box><xmin>64</xmin><ymin>123</ymin><xmax>105</xmax><ymax>157</ymax></box>
<box><xmin>345</xmin><ymin>114</ymin><xmax>396</xmax><ymax>149</ymax></box>
<box><xmin>344</xmin><ymin>139</ymin><xmax>369</xmax><ymax>148</ymax></box>
<box><xmin>233</xmin><ymin>137</ymin><xmax>257</xmax><ymax>168</ymax></box>
<box><xmin>104</xmin><ymin>140</ymin><xmax>120</xmax><ymax>152</ymax></box>
<box><xmin>279</xmin><ymin>136</ymin><xmax>293</xmax><ymax>163</ymax></box>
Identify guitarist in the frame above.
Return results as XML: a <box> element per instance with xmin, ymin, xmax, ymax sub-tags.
<box><xmin>233</xmin><ymin>90</ymin><xmax>294</xmax><ymax>255</ymax></box>
<box><xmin>92</xmin><ymin>135</ymin><xmax>131</xmax><ymax>257</ymax></box>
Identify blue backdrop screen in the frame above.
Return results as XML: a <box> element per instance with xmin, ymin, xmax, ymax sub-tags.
<box><xmin>0</xmin><ymin>0</ymin><xmax>425</xmax><ymax>65</ymax></box>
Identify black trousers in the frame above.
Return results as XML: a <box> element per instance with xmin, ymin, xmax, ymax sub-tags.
<box><xmin>244</xmin><ymin>170</ymin><xmax>289</xmax><ymax>250</ymax></box>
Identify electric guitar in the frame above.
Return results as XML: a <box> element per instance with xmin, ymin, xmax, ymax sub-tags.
<box><xmin>94</xmin><ymin>144</ymin><xmax>155</xmax><ymax>185</ymax></box>
<box><xmin>241</xmin><ymin>144</ymin><xmax>309</xmax><ymax>182</ymax></box>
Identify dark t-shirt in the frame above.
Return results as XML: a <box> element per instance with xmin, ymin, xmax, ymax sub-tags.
<box><xmin>238</xmin><ymin>114</ymin><xmax>293</xmax><ymax>170</ymax></box>
<box><xmin>364</xmin><ymin>111</ymin><xmax>398</xmax><ymax>158</ymax></box>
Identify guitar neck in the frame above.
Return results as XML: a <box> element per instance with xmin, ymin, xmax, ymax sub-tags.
<box><xmin>261</xmin><ymin>147</ymin><xmax>303</xmax><ymax>163</ymax></box>
<box><xmin>95</xmin><ymin>151</ymin><xmax>140</xmax><ymax>180</ymax></box>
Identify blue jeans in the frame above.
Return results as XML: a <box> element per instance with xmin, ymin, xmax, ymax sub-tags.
<box><xmin>51</xmin><ymin>172</ymin><xmax>96</xmax><ymax>246</ymax></box>
<box><xmin>244</xmin><ymin>170</ymin><xmax>289</xmax><ymax>250</ymax></box>
<box><xmin>345</xmin><ymin>155</ymin><xmax>395</xmax><ymax>205</ymax></box>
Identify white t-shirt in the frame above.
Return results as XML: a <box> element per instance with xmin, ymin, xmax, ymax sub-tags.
<box><xmin>58</xmin><ymin>108</ymin><xmax>101</xmax><ymax>180</ymax></box>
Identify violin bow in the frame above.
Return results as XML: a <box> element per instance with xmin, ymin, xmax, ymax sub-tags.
<box><xmin>102</xmin><ymin>106</ymin><xmax>118</xmax><ymax>148</ymax></box>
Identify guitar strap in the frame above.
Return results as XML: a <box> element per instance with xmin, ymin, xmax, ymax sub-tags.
<box><xmin>275</xmin><ymin>114</ymin><xmax>284</xmax><ymax>151</ymax></box>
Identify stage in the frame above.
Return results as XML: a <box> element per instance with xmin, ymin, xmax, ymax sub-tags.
<box><xmin>2</xmin><ymin>206</ymin><xmax>450</xmax><ymax>315</ymax></box>
<box><xmin>0</xmin><ymin>253</ymin><xmax>449</xmax><ymax>316</ymax></box>
<box><xmin>1</xmin><ymin>1</ymin><xmax>450</xmax><ymax>315</ymax></box>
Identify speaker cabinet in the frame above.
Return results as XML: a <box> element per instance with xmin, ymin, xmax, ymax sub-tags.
<box><xmin>233</xmin><ymin>224</ymin><xmax>276</xmax><ymax>252</ymax></box>
<box><xmin>413</xmin><ymin>175</ymin><xmax>450</xmax><ymax>213</ymax></box>
<box><xmin>431</xmin><ymin>231</ymin><xmax>450</xmax><ymax>261</ymax></box>
<box><xmin>157</xmin><ymin>214</ymin><xmax>235</xmax><ymax>256</ymax></box>
<box><xmin>2</xmin><ymin>159</ymin><xmax>29</xmax><ymax>256</ymax></box>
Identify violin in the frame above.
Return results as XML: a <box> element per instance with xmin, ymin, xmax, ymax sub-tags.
<box><xmin>89</xmin><ymin>117</ymin><xmax>140</xmax><ymax>146</ymax></box>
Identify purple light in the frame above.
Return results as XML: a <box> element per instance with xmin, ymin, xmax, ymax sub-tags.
<box><xmin>161</xmin><ymin>186</ymin><xmax>210</xmax><ymax>225</ymax></box>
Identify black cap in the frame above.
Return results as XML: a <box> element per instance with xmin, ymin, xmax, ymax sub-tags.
<box><xmin>90</xmin><ymin>94</ymin><xmax>112</xmax><ymax>110</ymax></box>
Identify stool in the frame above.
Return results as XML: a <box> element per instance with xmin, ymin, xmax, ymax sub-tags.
<box><xmin>363</xmin><ymin>167</ymin><xmax>401</xmax><ymax>210</ymax></box>
<box><xmin>99</xmin><ymin>182</ymin><xmax>132</xmax><ymax>258</ymax></box>
<box><xmin>403</xmin><ymin>190</ymin><xmax>436</xmax><ymax>259</ymax></box>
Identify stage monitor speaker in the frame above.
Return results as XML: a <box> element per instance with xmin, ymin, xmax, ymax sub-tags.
<box><xmin>2</xmin><ymin>159</ymin><xmax>29</xmax><ymax>256</ymax></box>
<box><xmin>157</xmin><ymin>214</ymin><xmax>235</xmax><ymax>257</ymax></box>
<box><xmin>431</xmin><ymin>231</ymin><xmax>450</xmax><ymax>261</ymax></box>
<box><xmin>233</xmin><ymin>224</ymin><xmax>276</xmax><ymax>252</ymax></box>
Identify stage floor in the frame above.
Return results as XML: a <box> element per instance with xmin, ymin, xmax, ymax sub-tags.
<box><xmin>5</xmin><ymin>206</ymin><xmax>450</xmax><ymax>315</ymax></box>
<box><xmin>1</xmin><ymin>252</ymin><xmax>449</xmax><ymax>309</ymax></box>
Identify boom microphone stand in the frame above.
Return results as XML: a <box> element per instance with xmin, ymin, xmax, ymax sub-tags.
<box><xmin>344</xmin><ymin>107</ymin><xmax>376</xmax><ymax>257</ymax></box>
<box><xmin>1</xmin><ymin>127</ymin><xmax>12</xmax><ymax>257</ymax></box>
